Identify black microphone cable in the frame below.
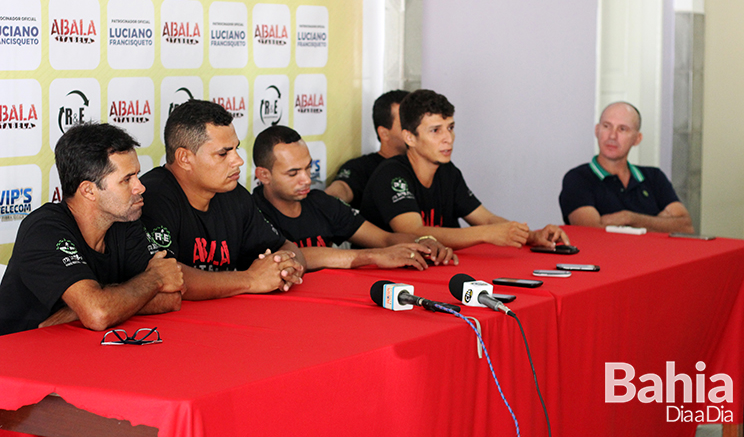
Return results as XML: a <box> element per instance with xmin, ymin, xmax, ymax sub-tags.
<box><xmin>508</xmin><ymin>311</ymin><xmax>551</xmax><ymax>437</ymax></box>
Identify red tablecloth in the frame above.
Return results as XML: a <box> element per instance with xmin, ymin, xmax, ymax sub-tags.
<box><xmin>0</xmin><ymin>226</ymin><xmax>742</xmax><ymax>437</ymax></box>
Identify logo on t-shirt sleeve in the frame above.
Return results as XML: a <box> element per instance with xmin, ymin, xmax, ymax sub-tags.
<box><xmin>150</xmin><ymin>225</ymin><xmax>172</xmax><ymax>248</ymax></box>
<box><xmin>56</xmin><ymin>238</ymin><xmax>86</xmax><ymax>267</ymax></box>
<box><xmin>336</xmin><ymin>168</ymin><xmax>351</xmax><ymax>180</ymax></box>
<box><xmin>391</xmin><ymin>177</ymin><xmax>414</xmax><ymax>203</ymax></box>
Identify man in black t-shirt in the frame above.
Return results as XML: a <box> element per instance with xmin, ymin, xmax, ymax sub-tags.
<box><xmin>253</xmin><ymin>125</ymin><xmax>456</xmax><ymax>271</ymax></box>
<box><xmin>325</xmin><ymin>90</ymin><xmax>409</xmax><ymax>209</ymax></box>
<box><xmin>140</xmin><ymin>100</ymin><xmax>305</xmax><ymax>299</ymax></box>
<box><xmin>559</xmin><ymin>102</ymin><xmax>693</xmax><ymax>233</ymax></box>
<box><xmin>360</xmin><ymin>89</ymin><xmax>569</xmax><ymax>250</ymax></box>
<box><xmin>0</xmin><ymin>123</ymin><xmax>183</xmax><ymax>336</ymax></box>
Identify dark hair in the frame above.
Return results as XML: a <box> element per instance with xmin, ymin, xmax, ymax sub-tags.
<box><xmin>372</xmin><ymin>90</ymin><xmax>409</xmax><ymax>141</ymax></box>
<box><xmin>399</xmin><ymin>89</ymin><xmax>455</xmax><ymax>135</ymax></box>
<box><xmin>253</xmin><ymin>125</ymin><xmax>302</xmax><ymax>170</ymax></box>
<box><xmin>55</xmin><ymin>122</ymin><xmax>140</xmax><ymax>199</ymax></box>
<box><xmin>163</xmin><ymin>99</ymin><xmax>233</xmax><ymax>164</ymax></box>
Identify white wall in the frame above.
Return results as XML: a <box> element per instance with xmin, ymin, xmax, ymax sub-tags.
<box><xmin>421</xmin><ymin>1</ymin><xmax>598</xmax><ymax>227</ymax></box>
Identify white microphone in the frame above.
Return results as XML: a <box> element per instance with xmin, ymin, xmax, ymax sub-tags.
<box><xmin>370</xmin><ymin>281</ymin><xmax>461</xmax><ymax>313</ymax></box>
<box><xmin>448</xmin><ymin>273</ymin><xmax>514</xmax><ymax>316</ymax></box>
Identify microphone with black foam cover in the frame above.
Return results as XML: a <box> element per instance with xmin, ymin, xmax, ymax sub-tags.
<box><xmin>370</xmin><ymin>280</ymin><xmax>461</xmax><ymax>313</ymax></box>
<box><xmin>449</xmin><ymin>273</ymin><xmax>514</xmax><ymax>316</ymax></box>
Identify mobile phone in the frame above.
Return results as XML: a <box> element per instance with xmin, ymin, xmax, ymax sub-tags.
<box><xmin>491</xmin><ymin>293</ymin><xmax>517</xmax><ymax>303</ymax></box>
<box><xmin>530</xmin><ymin>245</ymin><xmax>579</xmax><ymax>255</ymax></box>
<box><xmin>556</xmin><ymin>263</ymin><xmax>600</xmax><ymax>272</ymax></box>
<box><xmin>492</xmin><ymin>278</ymin><xmax>543</xmax><ymax>288</ymax></box>
<box><xmin>669</xmin><ymin>233</ymin><xmax>716</xmax><ymax>241</ymax></box>
<box><xmin>533</xmin><ymin>269</ymin><xmax>572</xmax><ymax>278</ymax></box>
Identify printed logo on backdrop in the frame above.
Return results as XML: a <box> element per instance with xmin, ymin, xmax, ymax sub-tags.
<box><xmin>48</xmin><ymin>165</ymin><xmax>62</xmax><ymax>203</ymax></box>
<box><xmin>293</xmin><ymin>74</ymin><xmax>327</xmax><ymax>136</ymax></box>
<box><xmin>209</xmin><ymin>1</ymin><xmax>248</xmax><ymax>68</ymax></box>
<box><xmin>49</xmin><ymin>78</ymin><xmax>101</xmax><ymax>151</ymax></box>
<box><xmin>160</xmin><ymin>76</ymin><xmax>204</xmax><ymax>145</ymax></box>
<box><xmin>306</xmin><ymin>141</ymin><xmax>326</xmax><ymax>189</ymax></box>
<box><xmin>0</xmin><ymin>164</ymin><xmax>42</xmax><ymax>244</ymax></box>
<box><xmin>108</xmin><ymin>77</ymin><xmax>155</xmax><ymax>148</ymax></box>
<box><xmin>253</xmin><ymin>75</ymin><xmax>289</xmax><ymax>137</ymax></box>
<box><xmin>0</xmin><ymin>1</ymin><xmax>42</xmax><ymax>70</ymax></box>
<box><xmin>252</xmin><ymin>3</ymin><xmax>290</xmax><ymax>68</ymax></box>
<box><xmin>107</xmin><ymin>0</ymin><xmax>155</xmax><ymax>70</ymax></box>
<box><xmin>606</xmin><ymin>361</ymin><xmax>735</xmax><ymax>424</ymax></box>
<box><xmin>161</xmin><ymin>0</ymin><xmax>203</xmax><ymax>69</ymax></box>
<box><xmin>48</xmin><ymin>0</ymin><xmax>100</xmax><ymax>70</ymax></box>
<box><xmin>0</xmin><ymin>79</ymin><xmax>42</xmax><ymax>158</ymax></box>
<box><xmin>295</xmin><ymin>5</ymin><xmax>328</xmax><ymax>68</ymax></box>
<box><xmin>210</xmin><ymin>75</ymin><xmax>249</xmax><ymax>140</ymax></box>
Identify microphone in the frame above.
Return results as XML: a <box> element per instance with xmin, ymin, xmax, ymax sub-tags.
<box><xmin>449</xmin><ymin>273</ymin><xmax>514</xmax><ymax>316</ymax></box>
<box><xmin>370</xmin><ymin>280</ymin><xmax>461</xmax><ymax>313</ymax></box>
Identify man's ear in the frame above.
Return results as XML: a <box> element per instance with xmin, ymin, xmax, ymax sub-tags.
<box><xmin>402</xmin><ymin>129</ymin><xmax>416</xmax><ymax>148</ymax></box>
<box><xmin>255</xmin><ymin>166</ymin><xmax>271</xmax><ymax>185</ymax></box>
<box><xmin>633</xmin><ymin>132</ymin><xmax>643</xmax><ymax>147</ymax></box>
<box><xmin>377</xmin><ymin>125</ymin><xmax>390</xmax><ymax>143</ymax></box>
<box><xmin>173</xmin><ymin>147</ymin><xmax>192</xmax><ymax>171</ymax></box>
<box><xmin>77</xmin><ymin>180</ymin><xmax>97</xmax><ymax>202</ymax></box>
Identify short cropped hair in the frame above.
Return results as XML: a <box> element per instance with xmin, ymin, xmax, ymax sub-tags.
<box><xmin>601</xmin><ymin>101</ymin><xmax>642</xmax><ymax>131</ymax></box>
<box><xmin>253</xmin><ymin>125</ymin><xmax>302</xmax><ymax>170</ymax></box>
<box><xmin>164</xmin><ymin>99</ymin><xmax>233</xmax><ymax>164</ymax></box>
<box><xmin>399</xmin><ymin>89</ymin><xmax>455</xmax><ymax>135</ymax></box>
<box><xmin>55</xmin><ymin>122</ymin><xmax>140</xmax><ymax>199</ymax></box>
<box><xmin>372</xmin><ymin>90</ymin><xmax>409</xmax><ymax>141</ymax></box>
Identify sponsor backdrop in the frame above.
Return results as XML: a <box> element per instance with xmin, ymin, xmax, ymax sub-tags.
<box><xmin>0</xmin><ymin>0</ymin><xmax>363</xmax><ymax>262</ymax></box>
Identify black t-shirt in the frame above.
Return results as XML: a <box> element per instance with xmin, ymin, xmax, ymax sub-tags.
<box><xmin>332</xmin><ymin>152</ymin><xmax>385</xmax><ymax>209</ymax></box>
<box><xmin>252</xmin><ymin>186</ymin><xmax>365</xmax><ymax>248</ymax></box>
<box><xmin>559</xmin><ymin>157</ymin><xmax>681</xmax><ymax>224</ymax></box>
<box><xmin>0</xmin><ymin>202</ymin><xmax>152</xmax><ymax>336</ymax></box>
<box><xmin>360</xmin><ymin>154</ymin><xmax>482</xmax><ymax>232</ymax></box>
<box><xmin>140</xmin><ymin>167</ymin><xmax>286</xmax><ymax>271</ymax></box>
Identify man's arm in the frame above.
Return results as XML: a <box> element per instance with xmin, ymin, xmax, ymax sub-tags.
<box><xmin>465</xmin><ymin>206</ymin><xmax>569</xmax><ymax>247</ymax></box>
<box><xmin>39</xmin><ymin>291</ymin><xmax>182</xmax><ymax>329</ymax></box>
<box><xmin>347</xmin><ymin>221</ymin><xmax>456</xmax><ymax>265</ymax></box>
<box><xmin>387</xmin><ymin>206</ymin><xmax>566</xmax><ymax>250</ymax></box>
<box><xmin>60</xmin><ymin>251</ymin><xmax>183</xmax><ymax>331</ymax></box>
<box><xmin>570</xmin><ymin>202</ymin><xmax>694</xmax><ymax>233</ymax></box>
<box><xmin>300</xmin><ymin>244</ymin><xmax>429</xmax><ymax>271</ymax></box>
<box><xmin>325</xmin><ymin>180</ymin><xmax>354</xmax><ymax>204</ymax></box>
<box><xmin>180</xmin><ymin>241</ymin><xmax>306</xmax><ymax>300</ymax></box>
<box><xmin>387</xmin><ymin>207</ymin><xmax>524</xmax><ymax>250</ymax></box>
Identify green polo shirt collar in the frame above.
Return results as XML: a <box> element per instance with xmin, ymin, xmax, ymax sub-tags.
<box><xmin>589</xmin><ymin>156</ymin><xmax>645</xmax><ymax>183</ymax></box>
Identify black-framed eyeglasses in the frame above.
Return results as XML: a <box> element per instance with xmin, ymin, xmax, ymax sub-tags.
<box><xmin>101</xmin><ymin>327</ymin><xmax>162</xmax><ymax>346</ymax></box>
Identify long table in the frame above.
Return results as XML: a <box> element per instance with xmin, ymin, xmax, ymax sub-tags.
<box><xmin>0</xmin><ymin>226</ymin><xmax>742</xmax><ymax>436</ymax></box>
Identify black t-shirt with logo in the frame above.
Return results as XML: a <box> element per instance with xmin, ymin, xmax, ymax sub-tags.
<box><xmin>140</xmin><ymin>167</ymin><xmax>285</xmax><ymax>271</ymax></box>
<box><xmin>0</xmin><ymin>202</ymin><xmax>152</xmax><ymax>336</ymax></box>
<box><xmin>360</xmin><ymin>154</ymin><xmax>482</xmax><ymax>232</ymax></box>
<box><xmin>333</xmin><ymin>152</ymin><xmax>386</xmax><ymax>210</ymax></box>
<box><xmin>252</xmin><ymin>185</ymin><xmax>366</xmax><ymax>248</ymax></box>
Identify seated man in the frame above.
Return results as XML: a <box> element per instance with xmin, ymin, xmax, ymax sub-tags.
<box><xmin>0</xmin><ymin>123</ymin><xmax>183</xmax><ymax>336</ymax></box>
<box><xmin>325</xmin><ymin>90</ymin><xmax>409</xmax><ymax>209</ymax></box>
<box><xmin>140</xmin><ymin>100</ymin><xmax>305</xmax><ymax>299</ymax></box>
<box><xmin>559</xmin><ymin>102</ymin><xmax>694</xmax><ymax>233</ymax></box>
<box><xmin>252</xmin><ymin>125</ymin><xmax>456</xmax><ymax>271</ymax></box>
<box><xmin>360</xmin><ymin>89</ymin><xmax>568</xmax><ymax>250</ymax></box>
